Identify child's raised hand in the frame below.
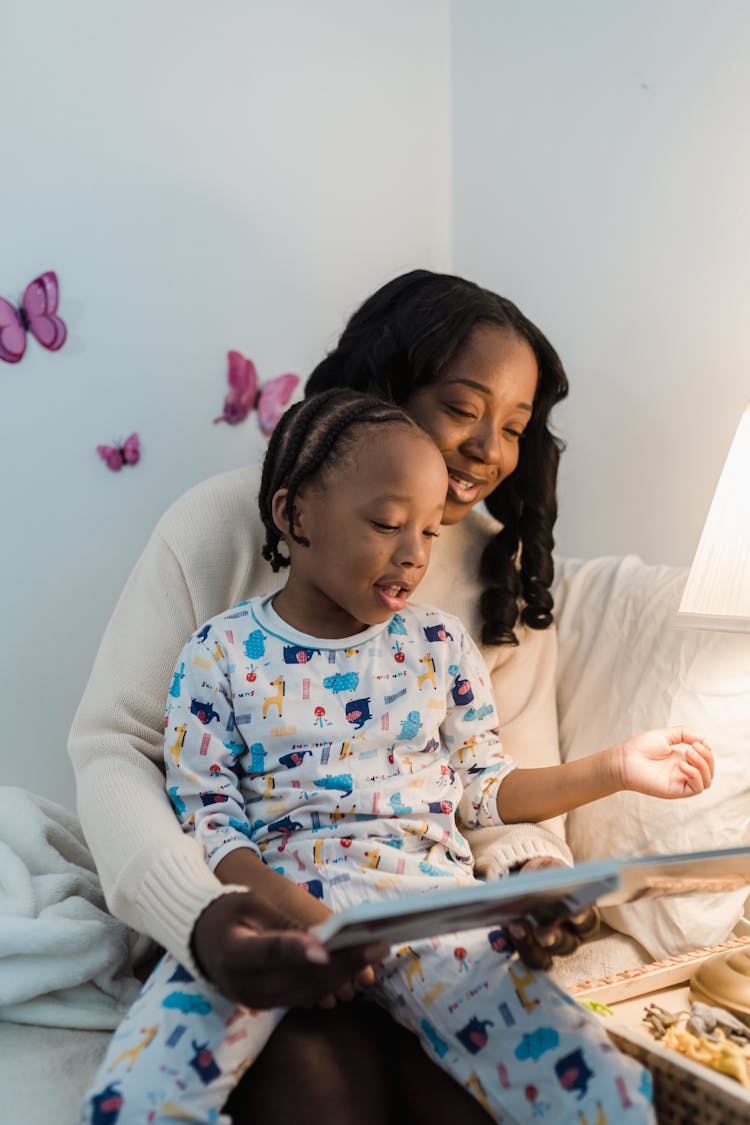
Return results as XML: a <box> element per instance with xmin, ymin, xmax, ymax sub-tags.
<box><xmin>616</xmin><ymin>727</ymin><xmax>714</xmax><ymax>799</ymax></box>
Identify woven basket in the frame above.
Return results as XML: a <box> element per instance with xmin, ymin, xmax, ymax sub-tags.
<box><xmin>605</xmin><ymin>1022</ymin><xmax>750</xmax><ymax>1124</ymax></box>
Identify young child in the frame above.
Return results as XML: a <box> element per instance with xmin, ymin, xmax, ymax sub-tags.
<box><xmin>83</xmin><ymin>389</ymin><xmax>712</xmax><ymax>1125</ymax></box>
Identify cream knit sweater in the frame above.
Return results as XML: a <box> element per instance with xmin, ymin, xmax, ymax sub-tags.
<box><xmin>68</xmin><ymin>465</ymin><xmax>571</xmax><ymax>973</ymax></box>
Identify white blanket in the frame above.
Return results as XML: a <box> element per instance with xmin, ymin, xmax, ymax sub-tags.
<box><xmin>0</xmin><ymin>787</ymin><xmax>145</xmax><ymax>1028</ymax></box>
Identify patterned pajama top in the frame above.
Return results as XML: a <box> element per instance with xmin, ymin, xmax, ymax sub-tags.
<box><xmin>165</xmin><ymin>595</ymin><xmax>517</xmax><ymax>905</ymax></box>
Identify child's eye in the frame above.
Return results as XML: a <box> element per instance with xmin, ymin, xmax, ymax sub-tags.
<box><xmin>423</xmin><ymin>530</ymin><xmax>440</xmax><ymax>539</ymax></box>
<box><xmin>371</xmin><ymin>521</ymin><xmax>398</xmax><ymax>533</ymax></box>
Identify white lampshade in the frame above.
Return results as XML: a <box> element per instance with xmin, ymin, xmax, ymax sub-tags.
<box><xmin>678</xmin><ymin>401</ymin><xmax>750</xmax><ymax>632</ymax></box>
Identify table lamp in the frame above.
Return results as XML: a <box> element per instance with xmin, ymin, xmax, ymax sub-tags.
<box><xmin>676</xmin><ymin>400</ymin><xmax>750</xmax><ymax>1023</ymax></box>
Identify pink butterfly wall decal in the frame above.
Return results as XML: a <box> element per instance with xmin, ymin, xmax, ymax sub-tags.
<box><xmin>97</xmin><ymin>433</ymin><xmax>141</xmax><ymax>472</ymax></box>
<box><xmin>0</xmin><ymin>271</ymin><xmax>67</xmax><ymax>364</ymax></box>
<box><xmin>214</xmin><ymin>350</ymin><xmax>299</xmax><ymax>434</ymax></box>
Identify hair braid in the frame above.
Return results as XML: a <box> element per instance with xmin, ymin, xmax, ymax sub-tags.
<box><xmin>259</xmin><ymin>389</ymin><xmax>418</xmax><ymax>571</ymax></box>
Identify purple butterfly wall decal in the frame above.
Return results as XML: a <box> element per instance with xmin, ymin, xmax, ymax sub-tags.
<box><xmin>213</xmin><ymin>350</ymin><xmax>299</xmax><ymax>434</ymax></box>
<box><xmin>97</xmin><ymin>433</ymin><xmax>141</xmax><ymax>472</ymax></box>
<box><xmin>0</xmin><ymin>271</ymin><xmax>67</xmax><ymax>364</ymax></box>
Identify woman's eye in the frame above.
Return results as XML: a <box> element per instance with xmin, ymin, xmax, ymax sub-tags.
<box><xmin>445</xmin><ymin>403</ymin><xmax>477</xmax><ymax>420</ymax></box>
<box><xmin>503</xmin><ymin>427</ymin><xmax>524</xmax><ymax>441</ymax></box>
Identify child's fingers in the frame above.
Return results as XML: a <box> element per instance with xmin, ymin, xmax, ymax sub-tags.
<box><xmin>685</xmin><ymin>743</ymin><xmax>714</xmax><ymax>785</ymax></box>
<box><xmin>677</xmin><ymin>759</ymin><xmax>709</xmax><ymax>795</ymax></box>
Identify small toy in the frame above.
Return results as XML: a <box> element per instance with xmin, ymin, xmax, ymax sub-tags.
<box><xmin>97</xmin><ymin>433</ymin><xmax>141</xmax><ymax>472</ymax></box>
<box><xmin>0</xmin><ymin>271</ymin><xmax>67</xmax><ymax>363</ymax></box>
<box><xmin>213</xmin><ymin>350</ymin><xmax>298</xmax><ymax>433</ymax></box>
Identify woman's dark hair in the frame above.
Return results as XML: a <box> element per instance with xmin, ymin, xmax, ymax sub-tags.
<box><xmin>305</xmin><ymin>269</ymin><xmax>569</xmax><ymax>646</ymax></box>
<box><xmin>260</xmin><ymin>388</ymin><xmax>419</xmax><ymax>571</ymax></box>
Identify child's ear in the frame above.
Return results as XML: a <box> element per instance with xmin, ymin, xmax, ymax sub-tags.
<box><xmin>271</xmin><ymin>488</ymin><xmax>305</xmax><ymax>539</ymax></box>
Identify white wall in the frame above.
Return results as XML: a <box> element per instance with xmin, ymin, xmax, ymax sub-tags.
<box><xmin>452</xmin><ymin>0</ymin><xmax>750</xmax><ymax>565</ymax></box>
<box><xmin>0</xmin><ymin>1</ymin><xmax>451</xmax><ymax>809</ymax></box>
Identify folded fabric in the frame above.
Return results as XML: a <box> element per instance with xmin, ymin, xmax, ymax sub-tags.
<box><xmin>0</xmin><ymin>786</ymin><xmax>146</xmax><ymax>1028</ymax></box>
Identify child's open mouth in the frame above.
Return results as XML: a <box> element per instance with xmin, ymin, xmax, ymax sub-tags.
<box><xmin>375</xmin><ymin>584</ymin><xmax>409</xmax><ymax>612</ymax></box>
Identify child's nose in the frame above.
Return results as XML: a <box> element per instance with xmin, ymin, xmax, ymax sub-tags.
<box><xmin>393</xmin><ymin>532</ymin><xmax>428</xmax><ymax>569</ymax></box>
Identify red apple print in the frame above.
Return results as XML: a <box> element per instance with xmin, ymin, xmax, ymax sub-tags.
<box><xmin>246</xmin><ymin>671</ymin><xmax>256</xmax><ymax>682</ymax></box>
<box><xmin>340</xmin><ymin>837</ymin><xmax>353</xmax><ymax>848</ymax></box>
<box><xmin>394</xmin><ymin>652</ymin><xmax>405</xmax><ymax>663</ymax></box>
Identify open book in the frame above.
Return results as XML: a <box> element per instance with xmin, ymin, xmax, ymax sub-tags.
<box><xmin>312</xmin><ymin>846</ymin><xmax>750</xmax><ymax>951</ymax></box>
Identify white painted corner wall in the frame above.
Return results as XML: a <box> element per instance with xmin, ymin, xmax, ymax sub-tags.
<box><xmin>3</xmin><ymin>1</ymin><xmax>749</xmax><ymax>808</ymax></box>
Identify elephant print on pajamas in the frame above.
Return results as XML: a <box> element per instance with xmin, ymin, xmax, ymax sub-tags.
<box><xmin>190</xmin><ymin>698</ymin><xmax>220</xmax><ymax>724</ymax></box>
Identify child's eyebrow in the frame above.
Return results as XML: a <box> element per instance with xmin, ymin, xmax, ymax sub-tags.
<box><xmin>444</xmin><ymin>377</ymin><xmax>533</xmax><ymax>413</ymax></box>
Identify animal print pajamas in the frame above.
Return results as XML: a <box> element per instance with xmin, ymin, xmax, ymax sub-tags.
<box><xmin>82</xmin><ymin>595</ymin><xmax>654</xmax><ymax>1124</ymax></box>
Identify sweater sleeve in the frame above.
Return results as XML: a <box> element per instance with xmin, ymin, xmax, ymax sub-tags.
<box><xmin>67</xmin><ymin>505</ymin><xmax>253</xmax><ymax>975</ymax></box>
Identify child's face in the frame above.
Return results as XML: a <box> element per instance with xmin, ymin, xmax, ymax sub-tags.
<box><xmin>273</xmin><ymin>426</ymin><xmax>448</xmax><ymax>638</ymax></box>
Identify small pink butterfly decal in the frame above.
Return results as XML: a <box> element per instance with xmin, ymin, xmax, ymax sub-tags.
<box><xmin>213</xmin><ymin>350</ymin><xmax>299</xmax><ymax>434</ymax></box>
<box><xmin>97</xmin><ymin>433</ymin><xmax>141</xmax><ymax>472</ymax></box>
<box><xmin>0</xmin><ymin>271</ymin><xmax>67</xmax><ymax>364</ymax></box>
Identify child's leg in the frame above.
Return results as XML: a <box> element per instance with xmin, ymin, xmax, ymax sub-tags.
<box><xmin>376</xmin><ymin>930</ymin><xmax>654</xmax><ymax>1125</ymax></box>
<box><xmin>81</xmin><ymin>953</ymin><xmax>283</xmax><ymax>1125</ymax></box>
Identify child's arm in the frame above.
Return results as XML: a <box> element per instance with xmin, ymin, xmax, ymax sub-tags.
<box><xmin>496</xmin><ymin>727</ymin><xmax>714</xmax><ymax>823</ymax></box>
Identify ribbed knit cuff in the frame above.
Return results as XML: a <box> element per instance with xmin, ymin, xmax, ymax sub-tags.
<box><xmin>469</xmin><ymin>823</ymin><xmax>574</xmax><ymax>881</ymax></box>
<box><xmin>134</xmin><ymin>846</ymin><xmax>248</xmax><ymax>980</ymax></box>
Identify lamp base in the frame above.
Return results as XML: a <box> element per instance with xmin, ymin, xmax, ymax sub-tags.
<box><xmin>690</xmin><ymin>948</ymin><xmax>750</xmax><ymax>1026</ymax></box>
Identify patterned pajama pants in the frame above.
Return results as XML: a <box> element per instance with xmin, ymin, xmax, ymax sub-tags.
<box><xmin>82</xmin><ymin>925</ymin><xmax>654</xmax><ymax>1125</ymax></box>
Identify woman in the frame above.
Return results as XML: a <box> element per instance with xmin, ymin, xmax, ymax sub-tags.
<box><xmin>69</xmin><ymin>269</ymin><xmax>592</xmax><ymax>1123</ymax></box>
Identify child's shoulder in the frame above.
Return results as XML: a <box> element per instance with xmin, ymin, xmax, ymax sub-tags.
<box><xmin>186</xmin><ymin>595</ymin><xmax>267</xmax><ymax>646</ymax></box>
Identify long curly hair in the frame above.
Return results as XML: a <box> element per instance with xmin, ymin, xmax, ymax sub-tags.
<box><xmin>305</xmin><ymin>269</ymin><xmax>569</xmax><ymax>646</ymax></box>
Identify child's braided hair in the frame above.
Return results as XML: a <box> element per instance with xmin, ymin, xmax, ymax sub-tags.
<box><xmin>259</xmin><ymin>388</ymin><xmax>420</xmax><ymax>571</ymax></box>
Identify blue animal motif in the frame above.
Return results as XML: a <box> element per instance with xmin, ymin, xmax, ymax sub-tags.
<box><xmin>168</xmin><ymin>963</ymin><xmax>195</xmax><ymax>983</ymax></box>
<box><xmin>303</xmin><ymin>878</ymin><xmax>324</xmax><ymax>899</ymax></box>
<box><xmin>555</xmin><ymin>1048</ymin><xmax>594</xmax><ymax>1100</ymax></box>
<box><xmin>464</xmin><ymin>704</ymin><xmax>494</xmax><ymax>722</ymax></box>
<box><xmin>248</xmin><ymin>742</ymin><xmax>266</xmax><ymax>771</ymax></box>
<box><xmin>189</xmin><ymin>1040</ymin><xmax>222</xmax><ymax>1085</ymax></box>
<box><xmin>279</xmin><ymin>748</ymin><xmax>313</xmax><ymax>769</ymax></box>
<box><xmin>487</xmin><ymin>929</ymin><xmax>511</xmax><ymax>954</ymax></box>
<box><xmin>313</xmin><ymin>773</ymin><xmax>354</xmax><ymax>797</ymax></box>
<box><xmin>418</xmin><ymin>860</ymin><xmax>454</xmax><ymax>877</ymax></box>
<box><xmin>196</xmin><ymin>623</ymin><xmax>211</xmax><ymax>644</ymax></box>
<box><xmin>389</xmin><ymin>792</ymin><xmax>412</xmax><ymax>815</ymax></box>
<box><xmin>223</xmin><ymin>739</ymin><xmax>247</xmax><ymax>760</ymax></box>
<box><xmin>421</xmin><ymin>738</ymin><xmax>439</xmax><ymax>754</ymax></box>
<box><xmin>387</xmin><ymin>613</ymin><xmax>408</xmax><ymax>635</ymax></box>
<box><xmin>199</xmin><ymin>791</ymin><xmax>229</xmax><ymax>806</ymax></box>
<box><xmin>423</xmin><ymin>623</ymin><xmax>454</xmax><ymax>643</ymax></box>
<box><xmin>268</xmin><ymin>815</ymin><xmax>305</xmax><ymax>836</ymax></box>
<box><xmin>421</xmin><ymin>1019</ymin><xmax>449</xmax><ymax>1058</ymax></box>
<box><xmin>163</xmin><ymin>992</ymin><xmax>213</xmax><ymax>1016</ymax></box>
<box><xmin>323</xmin><ymin>671</ymin><xmax>360</xmax><ymax>694</ymax></box>
<box><xmin>427</xmin><ymin>799</ymin><xmax>454</xmax><ymax>814</ymax></box>
<box><xmin>169</xmin><ymin>662</ymin><xmax>185</xmax><ymax>698</ymax></box>
<box><xmin>456</xmin><ymin>1016</ymin><xmax>494</xmax><ymax>1054</ymax></box>
<box><xmin>283</xmin><ymin>644</ymin><xmax>322</xmax><ymax>664</ymax></box>
<box><xmin>168</xmin><ymin>786</ymin><xmax>186</xmax><ymax>817</ymax></box>
<box><xmin>345</xmin><ymin>697</ymin><xmax>372</xmax><ymax>729</ymax></box>
<box><xmin>451</xmin><ymin>677</ymin><xmax>474</xmax><ymax>707</ymax></box>
<box><xmin>228</xmin><ymin>816</ymin><xmax>254</xmax><ymax>839</ymax></box>
<box><xmin>190</xmin><ymin>698</ymin><xmax>220</xmax><ymax>725</ymax></box>
<box><xmin>243</xmin><ymin>629</ymin><xmax>266</xmax><ymax>660</ymax></box>
<box><xmin>516</xmin><ymin>1027</ymin><xmax>560</xmax><ymax>1061</ymax></box>
<box><xmin>89</xmin><ymin>1081</ymin><xmax>123</xmax><ymax>1124</ymax></box>
<box><xmin>398</xmin><ymin>710</ymin><xmax>421</xmax><ymax>740</ymax></box>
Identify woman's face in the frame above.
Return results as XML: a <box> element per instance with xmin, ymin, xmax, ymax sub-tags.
<box><xmin>403</xmin><ymin>323</ymin><xmax>539</xmax><ymax>525</ymax></box>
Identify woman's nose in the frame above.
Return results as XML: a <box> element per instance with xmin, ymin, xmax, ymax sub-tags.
<box><xmin>463</xmin><ymin>421</ymin><xmax>502</xmax><ymax>466</ymax></box>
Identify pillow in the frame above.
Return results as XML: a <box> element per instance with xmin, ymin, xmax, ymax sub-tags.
<box><xmin>553</xmin><ymin>554</ymin><xmax>750</xmax><ymax>960</ymax></box>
